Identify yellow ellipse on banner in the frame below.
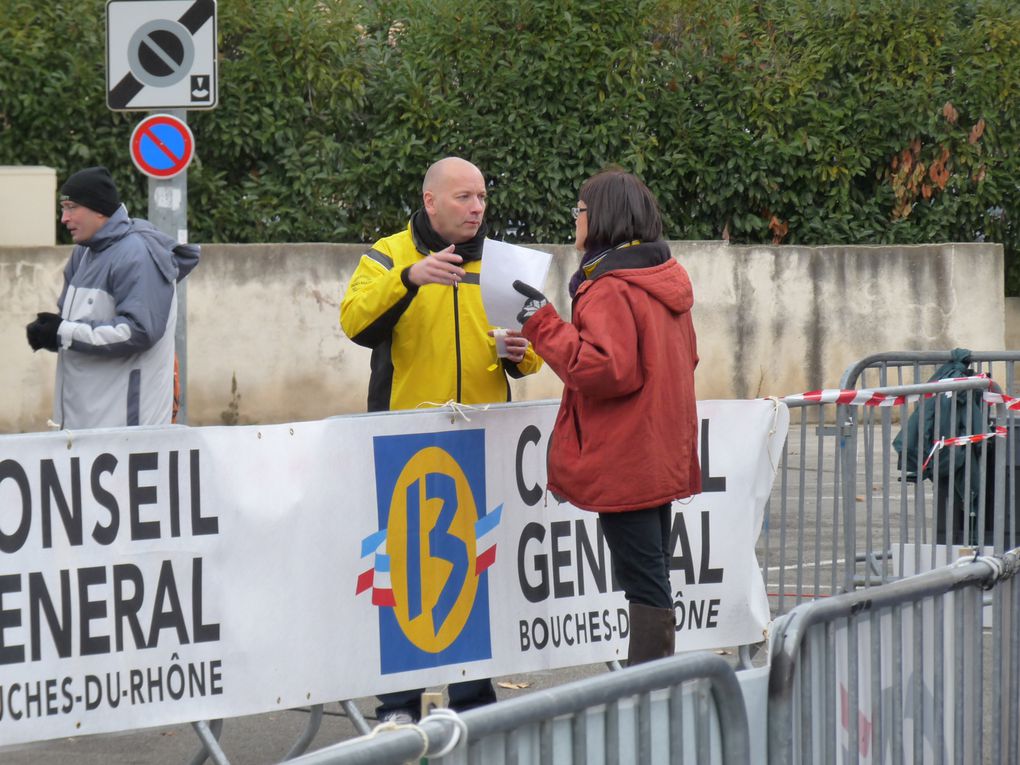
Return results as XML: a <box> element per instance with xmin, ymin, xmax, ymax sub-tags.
<box><xmin>387</xmin><ymin>446</ymin><xmax>479</xmax><ymax>653</ymax></box>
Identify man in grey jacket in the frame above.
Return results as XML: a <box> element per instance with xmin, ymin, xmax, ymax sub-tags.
<box><xmin>25</xmin><ymin>166</ymin><xmax>200</xmax><ymax>429</ymax></box>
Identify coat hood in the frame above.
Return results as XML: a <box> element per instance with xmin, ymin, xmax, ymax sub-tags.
<box><xmin>579</xmin><ymin>240</ymin><xmax>694</xmax><ymax>315</ymax></box>
<box><xmin>83</xmin><ymin>207</ymin><xmax>200</xmax><ymax>283</ymax></box>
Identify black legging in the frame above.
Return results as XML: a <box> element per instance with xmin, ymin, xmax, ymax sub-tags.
<box><xmin>598</xmin><ymin>503</ymin><xmax>673</xmax><ymax>609</ymax></box>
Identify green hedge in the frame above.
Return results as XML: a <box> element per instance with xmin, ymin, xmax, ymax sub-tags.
<box><xmin>3</xmin><ymin>0</ymin><xmax>1018</xmax><ymax>291</ymax></box>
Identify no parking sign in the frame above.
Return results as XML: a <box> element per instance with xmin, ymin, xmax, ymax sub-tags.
<box><xmin>130</xmin><ymin>113</ymin><xmax>195</xmax><ymax>179</ymax></box>
<box><xmin>107</xmin><ymin>0</ymin><xmax>217</xmax><ymax>111</ymax></box>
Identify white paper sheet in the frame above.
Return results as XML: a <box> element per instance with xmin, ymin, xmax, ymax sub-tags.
<box><xmin>480</xmin><ymin>239</ymin><xmax>553</xmax><ymax>329</ymax></box>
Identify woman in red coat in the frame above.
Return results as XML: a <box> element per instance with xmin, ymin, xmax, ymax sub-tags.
<box><xmin>514</xmin><ymin>169</ymin><xmax>701</xmax><ymax>665</ymax></box>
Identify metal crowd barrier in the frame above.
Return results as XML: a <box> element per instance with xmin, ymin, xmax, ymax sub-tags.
<box><xmin>762</xmin><ymin>376</ymin><xmax>1012</xmax><ymax>622</ymax></box>
<box><xmin>280</xmin><ymin>374</ymin><xmax>1012</xmax><ymax>764</ymax></box>
<box><xmin>839</xmin><ymin>352</ymin><xmax>1020</xmax><ymax>579</ymax></box>
<box><xmin>286</xmin><ymin>653</ymin><xmax>750</xmax><ymax>765</ymax></box>
<box><xmin>7</xmin><ymin>354</ymin><xmax>1016</xmax><ymax>763</ymax></box>
<box><xmin>767</xmin><ymin>547</ymin><xmax>1020</xmax><ymax>764</ymax></box>
<box><xmin>759</xmin><ymin>388</ymin><xmax>847</xmax><ymax>617</ymax></box>
<box><xmin>839</xmin><ymin>350</ymin><xmax>1020</xmax><ymax>393</ymax></box>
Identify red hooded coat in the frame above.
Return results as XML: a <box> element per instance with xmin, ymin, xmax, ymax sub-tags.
<box><xmin>522</xmin><ymin>241</ymin><xmax>701</xmax><ymax>512</ymax></box>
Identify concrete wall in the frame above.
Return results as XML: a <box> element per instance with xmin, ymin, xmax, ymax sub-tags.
<box><xmin>0</xmin><ymin>241</ymin><xmax>1005</xmax><ymax>432</ymax></box>
<box><xmin>0</xmin><ymin>166</ymin><xmax>56</xmax><ymax>246</ymax></box>
<box><xmin>1006</xmin><ymin>297</ymin><xmax>1020</xmax><ymax>350</ymax></box>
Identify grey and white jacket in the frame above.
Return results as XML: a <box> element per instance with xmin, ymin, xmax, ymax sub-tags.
<box><xmin>54</xmin><ymin>206</ymin><xmax>200</xmax><ymax>429</ymax></box>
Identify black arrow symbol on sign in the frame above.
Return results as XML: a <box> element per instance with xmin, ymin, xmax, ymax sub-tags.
<box><xmin>108</xmin><ymin>0</ymin><xmax>215</xmax><ymax>110</ymax></box>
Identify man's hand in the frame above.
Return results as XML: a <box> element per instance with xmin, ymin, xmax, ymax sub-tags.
<box><xmin>408</xmin><ymin>245</ymin><xmax>465</xmax><ymax>286</ymax></box>
<box><xmin>490</xmin><ymin>329</ymin><xmax>529</xmax><ymax>363</ymax></box>
<box><xmin>513</xmin><ymin>280</ymin><xmax>548</xmax><ymax>326</ymax></box>
<box><xmin>26</xmin><ymin>312</ymin><xmax>62</xmax><ymax>352</ymax></box>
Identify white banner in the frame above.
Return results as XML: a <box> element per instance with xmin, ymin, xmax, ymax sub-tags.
<box><xmin>0</xmin><ymin>398</ymin><xmax>786</xmax><ymax>746</ymax></box>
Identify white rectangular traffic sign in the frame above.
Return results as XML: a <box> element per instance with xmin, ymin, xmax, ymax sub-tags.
<box><xmin>107</xmin><ymin>0</ymin><xmax>217</xmax><ymax>111</ymax></box>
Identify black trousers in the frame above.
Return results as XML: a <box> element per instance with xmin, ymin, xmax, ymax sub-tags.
<box><xmin>598</xmin><ymin>503</ymin><xmax>673</xmax><ymax>609</ymax></box>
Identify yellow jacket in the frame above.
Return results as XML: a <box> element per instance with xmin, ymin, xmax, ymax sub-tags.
<box><xmin>340</xmin><ymin>225</ymin><xmax>543</xmax><ymax>411</ymax></box>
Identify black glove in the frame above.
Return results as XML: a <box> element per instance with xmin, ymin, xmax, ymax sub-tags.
<box><xmin>26</xmin><ymin>312</ymin><xmax>62</xmax><ymax>352</ymax></box>
<box><xmin>513</xmin><ymin>280</ymin><xmax>548</xmax><ymax>326</ymax></box>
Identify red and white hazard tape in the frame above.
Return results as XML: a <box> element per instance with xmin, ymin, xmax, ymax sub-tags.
<box><xmin>784</xmin><ymin>374</ymin><xmax>1017</xmax><ymax>471</ymax></box>
<box><xmin>784</xmin><ymin>374</ymin><xmax>990</xmax><ymax>407</ymax></box>
<box><xmin>983</xmin><ymin>390</ymin><xmax>1020</xmax><ymax>411</ymax></box>
<box><xmin>922</xmin><ymin>425</ymin><xmax>1007</xmax><ymax>471</ymax></box>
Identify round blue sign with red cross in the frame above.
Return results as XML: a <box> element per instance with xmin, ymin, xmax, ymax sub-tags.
<box><xmin>129</xmin><ymin>114</ymin><xmax>195</xmax><ymax>179</ymax></box>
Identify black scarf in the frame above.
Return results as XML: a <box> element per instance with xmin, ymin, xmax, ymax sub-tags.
<box><xmin>568</xmin><ymin>240</ymin><xmax>670</xmax><ymax>298</ymax></box>
<box><xmin>410</xmin><ymin>208</ymin><xmax>488</xmax><ymax>262</ymax></box>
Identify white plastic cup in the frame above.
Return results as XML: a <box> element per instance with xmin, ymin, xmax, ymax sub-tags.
<box><xmin>493</xmin><ymin>328</ymin><xmax>509</xmax><ymax>358</ymax></box>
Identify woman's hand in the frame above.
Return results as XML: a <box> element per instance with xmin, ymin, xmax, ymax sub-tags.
<box><xmin>512</xmin><ymin>280</ymin><xmax>548</xmax><ymax>325</ymax></box>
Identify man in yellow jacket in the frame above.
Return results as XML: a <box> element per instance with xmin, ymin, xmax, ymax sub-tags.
<box><xmin>341</xmin><ymin>156</ymin><xmax>542</xmax><ymax>412</ymax></box>
<box><xmin>340</xmin><ymin>156</ymin><xmax>542</xmax><ymax>720</ymax></box>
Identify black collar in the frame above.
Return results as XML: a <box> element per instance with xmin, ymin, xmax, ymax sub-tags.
<box><xmin>410</xmin><ymin>209</ymin><xmax>488</xmax><ymax>261</ymax></box>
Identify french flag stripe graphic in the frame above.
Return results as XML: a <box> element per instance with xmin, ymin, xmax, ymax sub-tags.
<box><xmin>361</xmin><ymin>529</ymin><xmax>387</xmax><ymax>558</ymax></box>
<box><xmin>475</xmin><ymin>545</ymin><xmax>497</xmax><ymax>574</ymax></box>
<box><xmin>356</xmin><ymin>569</ymin><xmax>374</xmax><ymax>594</ymax></box>
<box><xmin>475</xmin><ymin>504</ymin><xmax>502</xmax><ymax>538</ymax></box>
<box><xmin>474</xmin><ymin>505</ymin><xmax>502</xmax><ymax>574</ymax></box>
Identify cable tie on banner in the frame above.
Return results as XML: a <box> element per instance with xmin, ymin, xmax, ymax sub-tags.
<box><xmin>366</xmin><ymin>719</ymin><xmax>429</xmax><ymax>761</ymax></box>
<box><xmin>417</xmin><ymin>400</ymin><xmax>491</xmax><ymax>423</ymax></box>
<box><xmin>976</xmin><ymin>554</ymin><xmax>1004</xmax><ymax>584</ymax></box>
<box><xmin>421</xmin><ymin>707</ymin><xmax>469</xmax><ymax>757</ymax></box>
<box><xmin>49</xmin><ymin>423</ymin><xmax>74</xmax><ymax>449</ymax></box>
<box><xmin>763</xmin><ymin>396</ymin><xmax>781</xmax><ymax>437</ymax></box>
<box><xmin>763</xmin><ymin>396</ymin><xmax>782</xmax><ymax>475</ymax></box>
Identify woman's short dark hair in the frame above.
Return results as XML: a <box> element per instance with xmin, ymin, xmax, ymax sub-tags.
<box><xmin>579</xmin><ymin>169</ymin><xmax>663</xmax><ymax>252</ymax></box>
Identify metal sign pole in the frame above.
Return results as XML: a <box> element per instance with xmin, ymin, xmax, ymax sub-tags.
<box><xmin>109</xmin><ymin>2</ymin><xmax>217</xmax><ymax>426</ymax></box>
<box><xmin>147</xmin><ymin>108</ymin><xmax>189</xmax><ymax>424</ymax></box>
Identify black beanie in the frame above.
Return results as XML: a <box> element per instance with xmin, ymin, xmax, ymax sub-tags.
<box><xmin>60</xmin><ymin>166</ymin><xmax>121</xmax><ymax>216</ymax></box>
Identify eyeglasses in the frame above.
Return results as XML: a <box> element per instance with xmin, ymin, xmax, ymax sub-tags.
<box><xmin>59</xmin><ymin>203</ymin><xmax>80</xmax><ymax>214</ymax></box>
<box><xmin>571</xmin><ymin>206</ymin><xmax>588</xmax><ymax>220</ymax></box>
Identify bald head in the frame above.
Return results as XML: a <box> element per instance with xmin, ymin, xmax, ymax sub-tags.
<box><xmin>422</xmin><ymin>157</ymin><xmax>487</xmax><ymax>244</ymax></box>
<box><xmin>422</xmin><ymin>157</ymin><xmax>483</xmax><ymax>194</ymax></box>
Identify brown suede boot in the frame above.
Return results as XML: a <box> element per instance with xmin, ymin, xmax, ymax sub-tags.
<box><xmin>626</xmin><ymin>602</ymin><xmax>677</xmax><ymax>666</ymax></box>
